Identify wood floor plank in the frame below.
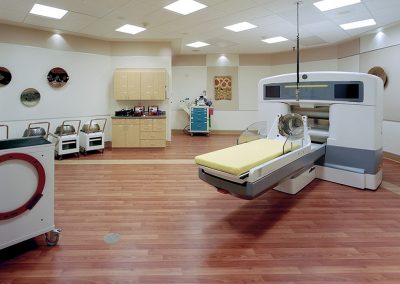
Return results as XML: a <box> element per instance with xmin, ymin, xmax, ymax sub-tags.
<box><xmin>1</xmin><ymin>133</ymin><xmax>400</xmax><ymax>283</ymax></box>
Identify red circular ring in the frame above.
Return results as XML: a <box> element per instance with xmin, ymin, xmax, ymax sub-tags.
<box><xmin>0</xmin><ymin>153</ymin><xmax>46</xmax><ymax>220</ymax></box>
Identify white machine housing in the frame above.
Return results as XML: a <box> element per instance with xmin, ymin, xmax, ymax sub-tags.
<box><xmin>258</xmin><ymin>71</ymin><xmax>383</xmax><ymax>190</ymax></box>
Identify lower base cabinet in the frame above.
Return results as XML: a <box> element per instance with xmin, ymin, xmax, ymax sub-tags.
<box><xmin>112</xmin><ymin>118</ymin><xmax>166</xmax><ymax>148</ymax></box>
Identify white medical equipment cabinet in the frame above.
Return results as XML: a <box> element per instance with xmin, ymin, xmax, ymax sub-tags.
<box><xmin>0</xmin><ymin>137</ymin><xmax>60</xmax><ymax>250</ymax></box>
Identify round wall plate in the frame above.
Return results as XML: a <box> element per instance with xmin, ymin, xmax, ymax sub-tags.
<box><xmin>0</xmin><ymin>66</ymin><xmax>12</xmax><ymax>86</ymax></box>
<box><xmin>47</xmin><ymin>67</ymin><xmax>69</xmax><ymax>88</ymax></box>
<box><xmin>21</xmin><ymin>88</ymin><xmax>40</xmax><ymax>107</ymax></box>
<box><xmin>368</xmin><ymin>66</ymin><xmax>388</xmax><ymax>88</ymax></box>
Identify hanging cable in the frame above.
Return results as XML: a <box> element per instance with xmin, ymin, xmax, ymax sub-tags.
<box><xmin>296</xmin><ymin>1</ymin><xmax>301</xmax><ymax>101</ymax></box>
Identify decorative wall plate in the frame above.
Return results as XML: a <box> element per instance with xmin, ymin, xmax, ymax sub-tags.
<box><xmin>21</xmin><ymin>88</ymin><xmax>40</xmax><ymax>107</ymax></box>
<box><xmin>0</xmin><ymin>67</ymin><xmax>12</xmax><ymax>86</ymax></box>
<box><xmin>47</xmin><ymin>67</ymin><xmax>69</xmax><ymax>88</ymax></box>
<box><xmin>368</xmin><ymin>66</ymin><xmax>388</xmax><ymax>88</ymax></box>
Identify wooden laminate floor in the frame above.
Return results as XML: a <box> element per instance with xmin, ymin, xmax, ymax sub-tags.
<box><xmin>1</xmin><ymin>133</ymin><xmax>400</xmax><ymax>283</ymax></box>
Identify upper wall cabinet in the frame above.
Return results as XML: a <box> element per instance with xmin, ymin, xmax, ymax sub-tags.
<box><xmin>113</xmin><ymin>69</ymin><xmax>166</xmax><ymax>101</ymax></box>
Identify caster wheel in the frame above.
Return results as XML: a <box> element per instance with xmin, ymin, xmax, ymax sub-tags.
<box><xmin>45</xmin><ymin>228</ymin><xmax>62</xmax><ymax>246</ymax></box>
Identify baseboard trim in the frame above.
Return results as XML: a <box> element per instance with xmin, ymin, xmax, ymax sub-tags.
<box><xmin>384</xmin><ymin>151</ymin><xmax>400</xmax><ymax>163</ymax></box>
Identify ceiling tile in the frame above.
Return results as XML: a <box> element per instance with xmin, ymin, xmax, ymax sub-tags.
<box><xmin>24</xmin><ymin>11</ymin><xmax>97</xmax><ymax>33</ymax></box>
<box><xmin>37</xmin><ymin>0</ymin><xmax>132</xmax><ymax>18</ymax></box>
<box><xmin>0</xmin><ymin>0</ymin><xmax>36</xmax><ymax>22</ymax></box>
<box><xmin>302</xmin><ymin>21</ymin><xmax>349</xmax><ymax>43</ymax></box>
<box><xmin>0</xmin><ymin>0</ymin><xmax>400</xmax><ymax>54</ymax></box>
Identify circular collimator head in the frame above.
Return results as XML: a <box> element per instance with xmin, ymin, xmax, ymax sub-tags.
<box><xmin>278</xmin><ymin>113</ymin><xmax>304</xmax><ymax>139</ymax></box>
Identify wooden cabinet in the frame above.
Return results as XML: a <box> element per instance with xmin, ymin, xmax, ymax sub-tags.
<box><xmin>112</xmin><ymin>119</ymin><xmax>140</xmax><ymax>147</ymax></box>
<box><xmin>127</xmin><ymin>71</ymin><xmax>141</xmax><ymax>100</ymax></box>
<box><xmin>113</xmin><ymin>71</ymin><xmax>128</xmax><ymax>100</ymax></box>
<box><xmin>112</xmin><ymin>118</ymin><xmax>166</xmax><ymax>148</ymax></box>
<box><xmin>113</xmin><ymin>69</ymin><xmax>166</xmax><ymax>101</ymax></box>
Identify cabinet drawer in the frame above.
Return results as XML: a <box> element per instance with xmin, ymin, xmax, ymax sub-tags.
<box><xmin>153</xmin><ymin>119</ymin><xmax>166</xmax><ymax>131</ymax></box>
<box><xmin>112</xmin><ymin>119</ymin><xmax>139</xmax><ymax>125</ymax></box>
<box><xmin>140</xmin><ymin>139</ymin><xmax>166</xmax><ymax>147</ymax></box>
<box><xmin>140</xmin><ymin>131</ymin><xmax>165</xmax><ymax>140</ymax></box>
<box><xmin>191</xmin><ymin>113</ymin><xmax>207</xmax><ymax>120</ymax></box>
<box><xmin>140</xmin><ymin>119</ymin><xmax>153</xmax><ymax>131</ymax></box>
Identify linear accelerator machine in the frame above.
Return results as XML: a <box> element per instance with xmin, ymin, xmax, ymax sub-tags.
<box><xmin>196</xmin><ymin>71</ymin><xmax>383</xmax><ymax>199</ymax></box>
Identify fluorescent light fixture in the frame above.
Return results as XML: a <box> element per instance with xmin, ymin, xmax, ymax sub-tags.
<box><xmin>340</xmin><ymin>19</ymin><xmax>376</xmax><ymax>30</ymax></box>
<box><xmin>224</xmin><ymin>22</ymin><xmax>257</xmax><ymax>32</ymax></box>
<box><xmin>29</xmin><ymin>4</ymin><xmax>68</xmax><ymax>19</ymax></box>
<box><xmin>115</xmin><ymin>24</ymin><xmax>146</xmax><ymax>35</ymax></box>
<box><xmin>164</xmin><ymin>0</ymin><xmax>207</xmax><ymax>15</ymax></box>
<box><xmin>186</xmin><ymin>41</ymin><xmax>210</xmax><ymax>48</ymax></box>
<box><xmin>262</xmin><ymin>36</ymin><xmax>288</xmax><ymax>44</ymax></box>
<box><xmin>313</xmin><ymin>0</ymin><xmax>361</xmax><ymax>12</ymax></box>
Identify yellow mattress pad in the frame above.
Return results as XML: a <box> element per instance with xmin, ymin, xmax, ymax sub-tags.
<box><xmin>195</xmin><ymin>139</ymin><xmax>300</xmax><ymax>176</ymax></box>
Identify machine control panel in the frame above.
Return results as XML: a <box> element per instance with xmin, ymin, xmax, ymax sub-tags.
<box><xmin>263</xmin><ymin>81</ymin><xmax>364</xmax><ymax>102</ymax></box>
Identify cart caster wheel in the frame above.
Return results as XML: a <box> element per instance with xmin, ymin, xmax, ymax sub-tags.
<box><xmin>45</xmin><ymin>228</ymin><xmax>62</xmax><ymax>246</ymax></box>
<box><xmin>190</xmin><ymin>133</ymin><xmax>193</xmax><ymax>136</ymax></box>
<box><xmin>58</xmin><ymin>155</ymin><xmax>62</xmax><ymax>160</ymax></box>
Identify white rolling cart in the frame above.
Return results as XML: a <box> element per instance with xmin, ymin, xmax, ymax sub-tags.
<box><xmin>49</xmin><ymin>120</ymin><xmax>81</xmax><ymax>160</ymax></box>
<box><xmin>79</xmin><ymin>118</ymin><xmax>107</xmax><ymax>155</ymax></box>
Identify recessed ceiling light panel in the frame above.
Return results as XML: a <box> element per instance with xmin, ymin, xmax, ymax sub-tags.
<box><xmin>262</xmin><ymin>36</ymin><xmax>288</xmax><ymax>44</ymax></box>
<box><xmin>29</xmin><ymin>4</ymin><xmax>68</xmax><ymax>19</ymax></box>
<box><xmin>164</xmin><ymin>0</ymin><xmax>207</xmax><ymax>15</ymax></box>
<box><xmin>340</xmin><ymin>19</ymin><xmax>376</xmax><ymax>30</ymax></box>
<box><xmin>116</xmin><ymin>24</ymin><xmax>146</xmax><ymax>35</ymax></box>
<box><xmin>313</xmin><ymin>0</ymin><xmax>361</xmax><ymax>12</ymax></box>
<box><xmin>224</xmin><ymin>22</ymin><xmax>257</xmax><ymax>32</ymax></box>
<box><xmin>186</xmin><ymin>41</ymin><xmax>210</xmax><ymax>48</ymax></box>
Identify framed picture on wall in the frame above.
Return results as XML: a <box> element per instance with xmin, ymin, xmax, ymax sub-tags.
<box><xmin>214</xmin><ymin>76</ymin><xmax>232</xmax><ymax>100</ymax></box>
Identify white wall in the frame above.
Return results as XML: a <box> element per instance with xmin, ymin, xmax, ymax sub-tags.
<box><xmin>359</xmin><ymin>23</ymin><xmax>400</xmax><ymax>155</ymax></box>
<box><xmin>238</xmin><ymin>66</ymin><xmax>270</xmax><ymax>111</ymax></box>
<box><xmin>170</xmin><ymin>66</ymin><xmax>207</xmax><ymax>130</ymax></box>
<box><xmin>338</xmin><ymin>55</ymin><xmax>360</xmax><ymax>72</ymax></box>
<box><xmin>0</xmin><ymin>42</ymin><xmax>111</xmax><ymax>139</ymax></box>
<box><xmin>269</xmin><ymin>59</ymin><xmax>338</xmax><ymax>76</ymax></box>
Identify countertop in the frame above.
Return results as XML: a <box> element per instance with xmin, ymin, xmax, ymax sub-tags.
<box><xmin>111</xmin><ymin>115</ymin><xmax>166</xmax><ymax>119</ymax></box>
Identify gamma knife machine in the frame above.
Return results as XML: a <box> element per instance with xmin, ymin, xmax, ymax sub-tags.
<box><xmin>196</xmin><ymin>72</ymin><xmax>383</xmax><ymax>199</ymax></box>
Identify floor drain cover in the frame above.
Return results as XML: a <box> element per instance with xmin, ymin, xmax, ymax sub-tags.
<box><xmin>103</xmin><ymin>232</ymin><xmax>121</xmax><ymax>244</ymax></box>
